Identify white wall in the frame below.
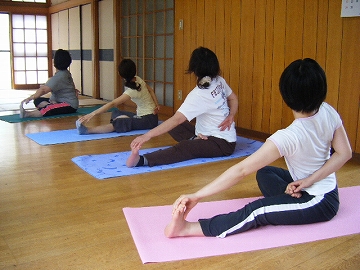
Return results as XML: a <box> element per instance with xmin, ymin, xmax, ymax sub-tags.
<box><xmin>51</xmin><ymin>1</ymin><xmax>118</xmax><ymax>99</ymax></box>
<box><xmin>69</xmin><ymin>7</ymin><xmax>81</xmax><ymax>91</ymax></box>
<box><xmin>81</xmin><ymin>4</ymin><xmax>93</xmax><ymax>96</ymax></box>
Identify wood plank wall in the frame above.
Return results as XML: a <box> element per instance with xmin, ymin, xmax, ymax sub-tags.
<box><xmin>174</xmin><ymin>0</ymin><xmax>360</xmax><ymax>154</ymax></box>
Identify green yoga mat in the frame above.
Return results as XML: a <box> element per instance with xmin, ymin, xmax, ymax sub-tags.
<box><xmin>0</xmin><ymin>106</ymin><xmax>105</xmax><ymax>123</ymax></box>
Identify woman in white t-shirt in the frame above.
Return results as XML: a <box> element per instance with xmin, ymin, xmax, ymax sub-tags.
<box><xmin>76</xmin><ymin>59</ymin><xmax>160</xmax><ymax>134</ymax></box>
<box><xmin>164</xmin><ymin>58</ymin><xmax>352</xmax><ymax>239</ymax></box>
<box><xmin>127</xmin><ymin>47</ymin><xmax>238</xmax><ymax>167</ymax></box>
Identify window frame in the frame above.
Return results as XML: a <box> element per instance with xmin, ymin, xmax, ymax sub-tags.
<box><xmin>121</xmin><ymin>0</ymin><xmax>174</xmax><ymax>110</ymax></box>
<box><xmin>0</xmin><ymin>0</ymin><xmax>51</xmax><ymax>89</ymax></box>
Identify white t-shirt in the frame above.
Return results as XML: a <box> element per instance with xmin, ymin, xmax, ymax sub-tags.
<box><xmin>177</xmin><ymin>76</ymin><xmax>237</xmax><ymax>143</ymax></box>
<box><xmin>268</xmin><ymin>102</ymin><xmax>343</xmax><ymax>195</ymax></box>
<box><xmin>123</xmin><ymin>76</ymin><xmax>156</xmax><ymax>116</ymax></box>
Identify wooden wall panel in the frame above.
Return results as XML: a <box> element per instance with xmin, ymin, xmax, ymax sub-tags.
<box><xmin>262</xmin><ymin>0</ymin><xmax>275</xmax><ymax>133</ymax></box>
<box><xmin>223</xmin><ymin>1</ymin><xmax>232</xmax><ymax>85</ymax></box>
<box><xmin>325</xmin><ymin>0</ymin><xmax>342</xmax><ymax>109</ymax></box>
<box><xmin>338</xmin><ymin>17</ymin><xmax>360</xmax><ymax>151</ymax></box>
<box><xmin>195</xmin><ymin>0</ymin><xmax>204</xmax><ymax>47</ymax></box>
<box><xmin>173</xmin><ymin>0</ymin><xmax>360</xmax><ymax>153</ymax></box>
<box><xmin>183</xmin><ymin>0</ymin><xmax>194</xmax><ymax>96</ymax></box>
<box><xmin>316</xmin><ymin>0</ymin><xmax>329</xmax><ymax>68</ymax></box>
<box><xmin>203</xmin><ymin>0</ymin><xmax>216</xmax><ymax>50</ymax></box>
<box><xmin>215</xmin><ymin>0</ymin><xmax>225</xmax><ymax>73</ymax></box>
<box><xmin>357</xmin><ymin>105</ymin><xmax>360</xmax><ymax>153</ymax></box>
<box><xmin>303</xmin><ymin>0</ymin><xmax>318</xmax><ymax>60</ymax></box>
<box><xmin>269</xmin><ymin>0</ymin><xmax>286</xmax><ymax>134</ymax></box>
<box><xmin>239</xmin><ymin>0</ymin><xmax>255</xmax><ymax>130</ymax></box>
<box><xmin>252</xmin><ymin>0</ymin><xmax>266</xmax><ymax>132</ymax></box>
<box><xmin>181</xmin><ymin>0</ymin><xmax>193</xmax><ymax>103</ymax></box>
<box><xmin>282</xmin><ymin>0</ymin><xmax>304</xmax><ymax>128</ymax></box>
<box><xmin>173</xmin><ymin>0</ymin><xmax>184</xmax><ymax>110</ymax></box>
<box><xmin>229</xmin><ymin>0</ymin><xmax>241</xmax><ymax>123</ymax></box>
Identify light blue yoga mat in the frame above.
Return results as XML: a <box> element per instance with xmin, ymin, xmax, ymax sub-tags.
<box><xmin>26</xmin><ymin>121</ymin><xmax>162</xmax><ymax>145</ymax></box>
<box><xmin>72</xmin><ymin>136</ymin><xmax>264</xmax><ymax>180</ymax></box>
<box><xmin>26</xmin><ymin>128</ymin><xmax>151</xmax><ymax>145</ymax></box>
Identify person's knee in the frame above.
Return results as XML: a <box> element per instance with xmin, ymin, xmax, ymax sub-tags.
<box><xmin>256</xmin><ymin>166</ymin><xmax>273</xmax><ymax>184</ymax></box>
<box><xmin>113</xmin><ymin>118</ymin><xmax>132</xmax><ymax>132</ymax></box>
<box><xmin>115</xmin><ymin>115</ymin><xmax>130</xmax><ymax>119</ymax></box>
<box><xmin>256</xmin><ymin>166</ymin><xmax>270</xmax><ymax>176</ymax></box>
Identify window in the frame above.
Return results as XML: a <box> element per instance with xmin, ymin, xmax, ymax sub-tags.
<box><xmin>121</xmin><ymin>0</ymin><xmax>174</xmax><ymax>108</ymax></box>
<box><xmin>12</xmin><ymin>14</ymin><xmax>49</xmax><ymax>87</ymax></box>
<box><xmin>0</xmin><ymin>13</ymin><xmax>11</xmax><ymax>89</ymax></box>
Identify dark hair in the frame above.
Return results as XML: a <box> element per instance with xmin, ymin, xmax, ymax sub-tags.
<box><xmin>279</xmin><ymin>58</ymin><xmax>327</xmax><ymax>113</ymax></box>
<box><xmin>54</xmin><ymin>49</ymin><xmax>72</xmax><ymax>70</ymax></box>
<box><xmin>118</xmin><ymin>59</ymin><xmax>141</xmax><ymax>91</ymax></box>
<box><xmin>186</xmin><ymin>47</ymin><xmax>221</xmax><ymax>89</ymax></box>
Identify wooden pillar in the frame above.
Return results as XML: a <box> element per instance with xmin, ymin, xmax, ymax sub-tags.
<box><xmin>91</xmin><ymin>0</ymin><xmax>100</xmax><ymax>98</ymax></box>
<box><xmin>113</xmin><ymin>0</ymin><xmax>122</xmax><ymax>98</ymax></box>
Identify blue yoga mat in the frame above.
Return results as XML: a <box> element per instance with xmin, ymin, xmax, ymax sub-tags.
<box><xmin>26</xmin><ymin>121</ymin><xmax>162</xmax><ymax>145</ymax></box>
<box><xmin>26</xmin><ymin>128</ymin><xmax>152</xmax><ymax>145</ymax></box>
<box><xmin>72</xmin><ymin>136</ymin><xmax>264</xmax><ymax>180</ymax></box>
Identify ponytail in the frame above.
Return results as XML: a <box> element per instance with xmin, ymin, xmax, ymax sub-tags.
<box><xmin>124</xmin><ymin>80</ymin><xmax>141</xmax><ymax>91</ymax></box>
<box><xmin>197</xmin><ymin>76</ymin><xmax>212</xmax><ymax>89</ymax></box>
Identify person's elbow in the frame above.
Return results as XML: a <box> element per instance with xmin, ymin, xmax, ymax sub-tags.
<box><xmin>336</xmin><ymin>145</ymin><xmax>353</xmax><ymax>164</ymax></box>
<box><xmin>228</xmin><ymin>94</ymin><xmax>238</xmax><ymax>105</ymax></box>
<box><xmin>344</xmin><ymin>146</ymin><xmax>353</xmax><ymax>162</ymax></box>
<box><xmin>173</xmin><ymin>111</ymin><xmax>187</xmax><ymax>125</ymax></box>
<box><xmin>342</xmin><ymin>140</ymin><xmax>353</xmax><ymax>162</ymax></box>
<box><xmin>39</xmin><ymin>85</ymin><xmax>51</xmax><ymax>93</ymax></box>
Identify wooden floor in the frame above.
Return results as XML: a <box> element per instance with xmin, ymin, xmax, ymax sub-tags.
<box><xmin>0</xmin><ymin>102</ymin><xmax>360</xmax><ymax>269</ymax></box>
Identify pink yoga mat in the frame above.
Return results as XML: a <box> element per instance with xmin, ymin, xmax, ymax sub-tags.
<box><xmin>123</xmin><ymin>186</ymin><xmax>360</xmax><ymax>264</ymax></box>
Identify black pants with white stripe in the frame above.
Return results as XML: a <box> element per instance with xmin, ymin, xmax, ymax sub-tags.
<box><xmin>199</xmin><ymin>166</ymin><xmax>339</xmax><ymax>238</ymax></box>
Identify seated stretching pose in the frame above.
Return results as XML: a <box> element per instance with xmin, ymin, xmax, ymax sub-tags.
<box><xmin>76</xmin><ymin>59</ymin><xmax>159</xmax><ymax>135</ymax></box>
<box><xmin>20</xmin><ymin>49</ymin><xmax>79</xmax><ymax>118</ymax></box>
<box><xmin>164</xmin><ymin>58</ymin><xmax>352</xmax><ymax>239</ymax></box>
<box><xmin>127</xmin><ymin>47</ymin><xmax>238</xmax><ymax>168</ymax></box>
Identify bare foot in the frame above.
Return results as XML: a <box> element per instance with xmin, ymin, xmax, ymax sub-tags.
<box><xmin>126</xmin><ymin>144</ymin><xmax>141</xmax><ymax>167</ymax></box>
<box><xmin>164</xmin><ymin>204</ymin><xmax>188</xmax><ymax>238</ymax></box>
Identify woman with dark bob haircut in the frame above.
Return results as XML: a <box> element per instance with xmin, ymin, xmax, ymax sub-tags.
<box><xmin>127</xmin><ymin>47</ymin><xmax>238</xmax><ymax>167</ymax></box>
<box><xmin>280</xmin><ymin>58</ymin><xmax>327</xmax><ymax>113</ymax></box>
<box><xmin>164</xmin><ymin>58</ymin><xmax>352</xmax><ymax>239</ymax></box>
<box><xmin>20</xmin><ymin>49</ymin><xmax>79</xmax><ymax>118</ymax></box>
